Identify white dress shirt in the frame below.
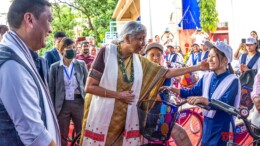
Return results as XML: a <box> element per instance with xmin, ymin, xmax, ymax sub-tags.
<box><xmin>60</xmin><ymin>59</ymin><xmax>80</xmax><ymax>100</ymax></box>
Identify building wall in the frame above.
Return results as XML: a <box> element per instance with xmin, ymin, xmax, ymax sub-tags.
<box><xmin>141</xmin><ymin>0</ymin><xmax>260</xmax><ymax>52</ymax></box>
<box><xmin>178</xmin><ymin>29</ymin><xmax>195</xmax><ymax>54</ymax></box>
<box><xmin>228</xmin><ymin>0</ymin><xmax>260</xmax><ymax>50</ymax></box>
<box><xmin>140</xmin><ymin>0</ymin><xmax>202</xmax><ymax>53</ymax></box>
<box><xmin>140</xmin><ymin>0</ymin><xmax>183</xmax><ymax>45</ymax></box>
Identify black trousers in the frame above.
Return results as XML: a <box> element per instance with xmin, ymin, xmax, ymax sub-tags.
<box><xmin>57</xmin><ymin>97</ymin><xmax>84</xmax><ymax>146</ymax></box>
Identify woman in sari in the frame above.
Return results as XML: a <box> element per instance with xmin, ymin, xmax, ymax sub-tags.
<box><xmin>80</xmin><ymin>21</ymin><xmax>208</xmax><ymax>146</ymax></box>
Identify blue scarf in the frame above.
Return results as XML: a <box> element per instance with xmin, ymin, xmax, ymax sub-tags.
<box><xmin>192</xmin><ymin>52</ymin><xmax>202</xmax><ymax>65</ymax></box>
<box><xmin>241</xmin><ymin>53</ymin><xmax>260</xmax><ymax>69</ymax></box>
<box><xmin>202</xmin><ymin>51</ymin><xmax>209</xmax><ymax>60</ymax></box>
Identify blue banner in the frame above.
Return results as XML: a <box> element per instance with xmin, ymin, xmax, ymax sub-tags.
<box><xmin>179</xmin><ymin>0</ymin><xmax>201</xmax><ymax>29</ymax></box>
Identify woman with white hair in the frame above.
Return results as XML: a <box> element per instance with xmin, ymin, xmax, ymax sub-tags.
<box><xmin>80</xmin><ymin>21</ymin><xmax>208</xmax><ymax>146</ymax></box>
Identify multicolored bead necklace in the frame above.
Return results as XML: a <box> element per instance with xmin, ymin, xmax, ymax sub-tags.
<box><xmin>117</xmin><ymin>45</ymin><xmax>134</xmax><ymax>83</ymax></box>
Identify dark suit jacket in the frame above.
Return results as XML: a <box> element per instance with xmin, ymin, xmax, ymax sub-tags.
<box><xmin>49</xmin><ymin>59</ymin><xmax>88</xmax><ymax>115</ymax></box>
<box><xmin>30</xmin><ymin>49</ymin><xmax>49</xmax><ymax>85</ymax></box>
<box><xmin>44</xmin><ymin>48</ymin><xmax>60</xmax><ymax>68</ymax></box>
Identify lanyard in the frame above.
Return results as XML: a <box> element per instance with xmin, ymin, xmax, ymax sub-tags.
<box><xmin>63</xmin><ymin>63</ymin><xmax>74</xmax><ymax>80</ymax></box>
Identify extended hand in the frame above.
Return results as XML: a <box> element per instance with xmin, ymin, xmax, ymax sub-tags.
<box><xmin>187</xmin><ymin>96</ymin><xmax>209</xmax><ymax>106</ymax></box>
<box><xmin>117</xmin><ymin>90</ymin><xmax>135</xmax><ymax>104</ymax></box>
<box><xmin>199</xmin><ymin>59</ymin><xmax>209</xmax><ymax>71</ymax></box>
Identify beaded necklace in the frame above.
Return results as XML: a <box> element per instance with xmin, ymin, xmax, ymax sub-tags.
<box><xmin>117</xmin><ymin>45</ymin><xmax>134</xmax><ymax>83</ymax></box>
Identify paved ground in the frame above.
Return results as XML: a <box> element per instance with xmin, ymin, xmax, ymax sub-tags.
<box><xmin>67</xmin><ymin>103</ymin><xmax>255</xmax><ymax>146</ymax></box>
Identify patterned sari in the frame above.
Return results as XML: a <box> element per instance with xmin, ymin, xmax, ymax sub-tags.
<box><xmin>80</xmin><ymin>44</ymin><xmax>168</xmax><ymax>146</ymax></box>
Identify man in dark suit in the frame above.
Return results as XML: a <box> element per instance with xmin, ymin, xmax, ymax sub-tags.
<box><xmin>30</xmin><ymin>50</ymin><xmax>49</xmax><ymax>85</ymax></box>
<box><xmin>44</xmin><ymin>32</ymin><xmax>66</xmax><ymax>68</ymax></box>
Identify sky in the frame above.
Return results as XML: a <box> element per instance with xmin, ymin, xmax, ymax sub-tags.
<box><xmin>0</xmin><ymin>1</ymin><xmax>11</xmax><ymax>24</ymax></box>
<box><xmin>0</xmin><ymin>1</ymin><xmax>11</xmax><ymax>13</ymax></box>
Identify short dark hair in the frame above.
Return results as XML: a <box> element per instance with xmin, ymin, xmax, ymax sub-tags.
<box><xmin>54</xmin><ymin>32</ymin><xmax>66</xmax><ymax>39</ymax></box>
<box><xmin>7</xmin><ymin>0</ymin><xmax>51</xmax><ymax>29</ymax></box>
<box><xmin>58</xmin><ymin>37</ymin><xmax>74</xmax><ymax>54</ymax></box>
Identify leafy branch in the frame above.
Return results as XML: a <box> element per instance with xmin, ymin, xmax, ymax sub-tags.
<box><xmin>199</xmin><ymin>0</ymin><xmax>219</xmax><ymax>33</ymax></box>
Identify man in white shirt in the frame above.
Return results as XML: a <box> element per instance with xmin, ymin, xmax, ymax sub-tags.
<box><xmin>0</xmin><ymin>0</ymin><xmax>60</xmax><ymax>146</ymax></box>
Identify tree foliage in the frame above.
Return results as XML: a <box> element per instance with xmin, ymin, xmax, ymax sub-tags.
<box><xmin>40</xmin><ymin>0</ymin><xmax>118</xmax><ymax>56</ymax></box>
<box><xmin>39</xmin><ymin>3</ymin><xmax>78</xmax><ymax>56</ymax></box>
<box><xmin>199</xmin><ymin>0</ymin><xmax>219</xmax><ymax>33</ymax></box>
<box><xmin>56</xmin><ymin>0</ymin><xmax>117</xmax><ymax>44</ymax></box>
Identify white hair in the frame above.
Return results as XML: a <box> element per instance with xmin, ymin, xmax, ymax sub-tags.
<box><xmin>118</xmin><ymin>21</ymin><xmax>147</xmax><ymax>42</ymax></box>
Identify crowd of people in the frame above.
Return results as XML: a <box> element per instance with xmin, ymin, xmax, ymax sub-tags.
<box><xmin>0</xmin><ymin>0</ymin><xmax>260</xmax><ymax>146</ymax></box>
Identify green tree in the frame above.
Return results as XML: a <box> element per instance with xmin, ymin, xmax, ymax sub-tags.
<box><xmin>199</xmin><ymin>0</ymin><xmax>219</xmax><ymax>33</ymax></box>
<box><xmin>40</xmin><ymin>0</ymin><xmax>117</xmax><ymax>56</ymax></box>
<box><xmin>39</xmin><ymin>3</ymin><xmax>77</xmax><ymax>56</ymax></box>
<box><xmin>56</xmin><ymin>0</ymin><xmax>118</xmax><ymax>44</ymax></box>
